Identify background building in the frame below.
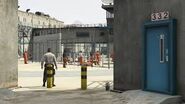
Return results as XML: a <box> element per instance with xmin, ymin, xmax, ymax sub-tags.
<box><xmin>18</xmin><ymin>10</ymin><xmax>64</xmax><ymax>57</ymax></box>
<box><xmin>18</xmin><ymin>10</ymin><xmax>64</xmax><ymax>28</ymax></box>
<box><xmin>31</xmin><ymin>25</ymin><xmax>112</xmax><ymax>63</ymax></box>
<box><xmin>102</xmin><ymin>1</ymin><xmax>114</xmax><ymax>28</ymax></box>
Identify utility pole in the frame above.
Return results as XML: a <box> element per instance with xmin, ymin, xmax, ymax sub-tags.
<box><xmin>107</xmin><ymin>27</ymin><xmax>110</xmax><ymax>69</ymax></box>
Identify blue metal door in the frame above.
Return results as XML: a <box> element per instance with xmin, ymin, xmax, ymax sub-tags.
<box><xmin>143</xmin><ymin>20</ymin><xmax>176</xmax><ymax>95</ymax></box>
<box><xmin>146</xmin><ymin>26</ymin><xmax>169</xmax><ymax>92</ymax></box>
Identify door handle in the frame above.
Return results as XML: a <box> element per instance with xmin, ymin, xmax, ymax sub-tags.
<box><xmin>160</xmin><ymin>34</ymin><xmax>165</xmax><ymax>63</ymax></box>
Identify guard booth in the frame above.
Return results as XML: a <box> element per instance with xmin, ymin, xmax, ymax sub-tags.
<box><xmin>143</xmin><ymin>12</ymin><xmax>177</xmax><ymax>95</ymax></box>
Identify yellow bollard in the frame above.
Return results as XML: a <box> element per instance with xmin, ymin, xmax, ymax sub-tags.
<box><xmin>46</xmin><ymin>64</ymin><xmax>53</xmax><ymax>88</ymax></box>
<box><xmin>81</xmin><ymin>65</ymin><xmax>87</xmax><ymax>90</ymax></box>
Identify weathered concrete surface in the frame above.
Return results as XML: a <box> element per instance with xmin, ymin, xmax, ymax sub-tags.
<box><xmin>0</xmin><ymin>62</ymin><xmax>182</xmax><ymax>104</ymax></box>
<box><xmin>119</xmin><ymin>90</ymin><xmax>182</xmax><ymax>104</ymax></box>
<box><xmin>17</xmin><ymin>61</ymin><xmax>113</xmax><ymax>90</ymax></box>
<box><xmin>0</xmin><ymin>89</ymin><xmax>183</xmax><ymax>104</ymax></box>
<box><xmin>114</xmin><ymin>0</ymin><xmax>185</xmax><ymax>100</ymax></box>
<box><xmin>0</xmin><ymin>88</ymin><xmax>17</xmax><ymax>104</ymax></box>
<box><xmin>1</xmin><ymin>61</ymin><xmax>114</xmax><ymax>104</ymax></box>
<box><xmin>0</xmin><ymin>0</ymin><xmax>18</xmax><ymax>87</ymax></box>
<box><xmin>0</xmin><ymin>89</ymin><xmax>117</xmax><ymax>104</ymax></box>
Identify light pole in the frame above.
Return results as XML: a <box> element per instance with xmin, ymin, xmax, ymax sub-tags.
<box><xmin>107</xmin><ymin>27</ymin><xmax>110</xmax><ymax>69</ymax></box>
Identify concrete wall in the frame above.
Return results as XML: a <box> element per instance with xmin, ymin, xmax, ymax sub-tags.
<box><xmin>32</xmin><ymin>27</ymin><xmax>110</xmax><ymax>43</ymax></box>
<box><xmin>0</xmin><ymin>0</ymin><xmax>18</xmax><ymax>88</ymax></box>
<box><xmin>33</xmin><ymin>33</ymin><xmax>62</xmax><ymax>62</ymax></box>
<box><xmin>61</xmin><ymin>27</ymin><xmax>109</xmax><ymax>43</ymax></box>
<box><xmin>114</xmin><ymin>0</ymin><xmax>185</xmax><ymax>99</ymax></box>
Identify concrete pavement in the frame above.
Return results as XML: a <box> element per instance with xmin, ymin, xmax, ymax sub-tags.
<box><xmin>18</xmin><ymin>61</ymin><xmax>113</xmax><ymax>90</ymax></box>
<box><xmin>1</xmin><ymin>88</ymin><xmax>126</xmax><ymax>104</ymax></box>
<box><xmin>0</xmin><ymin>61</ymin><xmax>120</xmax><ymax>104</ymax></box>
<box><xmin>0</xmin><ymin>61</ymin><xmax>184</xmax><ymax>104</ymax></box>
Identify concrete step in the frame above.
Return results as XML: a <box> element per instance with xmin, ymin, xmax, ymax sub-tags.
<box><xmin>118</xmin><ymin>90</ymin><xmax>182</xmax><ymax>104</ymax></box>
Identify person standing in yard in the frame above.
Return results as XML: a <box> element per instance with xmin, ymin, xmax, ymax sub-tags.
<box><xmin>41</xmin><ymin>48</ymin><xmax>58</xmax><ymax>87</ymax></box>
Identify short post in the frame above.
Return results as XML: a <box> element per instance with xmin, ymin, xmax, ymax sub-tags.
<box><xmin>79</xmin><ymin>56</ymin><xmax>83</xmax><ymax>65</ymax></box>
<box><xmin>105</xmin><ymin>82</ymin><xmax>110</xmax><ymax>91</ymax></box>
<box><xmin>63</xmin><ymin>57</ymin><xmax>67</xmax><ymax>68</ymax></box>
<box><xmin>46</xmin><ymin>64</ymin><xmax>53</xmax><ymax>88</ymax></box>
<box><xmin>81</xmin><ymin>65</ymin><xmax>87</xmax><ymax>90</ymax></box>
<box><xmin>23</xmin><ymin>51</ymin><xmax>28</xmax><ymax>64</ymax></box>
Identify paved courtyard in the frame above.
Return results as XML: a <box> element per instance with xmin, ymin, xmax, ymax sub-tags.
<box><xmin>0</xmin><ymin>61</ymin><xmax>183</xmax><ymax>104</ymax></box>
<box><xmin>18</xmin><ymin>61</ymin><xmax>113</xmax><ymax>90</ymax></box>
<box><xmin>0</xmin><ymin>61</ymin><xmax>119</xmax><ymax>104</ymax></box>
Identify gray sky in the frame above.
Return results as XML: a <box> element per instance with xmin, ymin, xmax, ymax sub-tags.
<box><xmin>18</xmin><ymin>0</ymin><xmax>106</xmax><ymax>24</ymax></box>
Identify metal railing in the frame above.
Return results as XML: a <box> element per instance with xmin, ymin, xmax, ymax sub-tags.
<box><xmin>63</xmin><ymin>23</ymin><xmax>107</xmax><ymax>28</ymax></box>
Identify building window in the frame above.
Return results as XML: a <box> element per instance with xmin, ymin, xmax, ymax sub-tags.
<box><xmin>35</xmin><ymin>32</ymin><xmax>40</xmax><ymax>36</ymax></box>
<box><xmin>57</xmin><ymin>29</ymin><xmax>60</xmax><ymax>33</ymax></box>
<box><xmin>23</xmin><ymin>18</ymin><xmax>26</xmax><ymax>22</ymax></box>
<box><xmin>106</xmin><ymin>11</ymin><xmax>114</xmax><ymax>18</ymax></box>
<box><xmin>76</xmin><ymin>32</ymin><xmax>89</xmax><ymax>38</ymax></box>
<box><xmin>100</xmin><ymin>32</ymin><xmax>105</xmax><ymax>36</ymax></box>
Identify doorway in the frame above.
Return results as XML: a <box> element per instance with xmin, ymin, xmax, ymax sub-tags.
<box><xmin>143</xmin><ymin>19</ymin><xmax>176</xmax><ymax>95</ymax></box>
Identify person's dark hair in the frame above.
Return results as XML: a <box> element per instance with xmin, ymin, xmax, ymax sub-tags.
<box><xmin>47</xmin><ymin>48</ymin><xmax>51</xmax><ymax>52</ymax></box>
